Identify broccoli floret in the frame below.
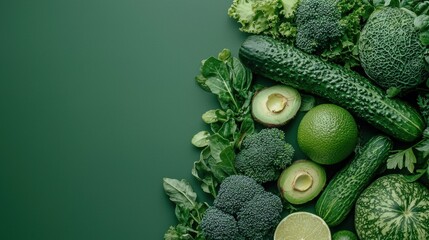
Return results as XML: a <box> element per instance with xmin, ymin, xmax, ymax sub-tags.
<box><xmin>237</xmin><ymin>191</ymin><xmax>283</xmax><ymax>240</ymax></box>
<box><xmin>295</xmin><ymin>0</ymin><xmax>342</xmax><ymax>53</ymax></box>
<box><xmin>201</xmin><ymin>206</ymin><xmax>244</xmax><ymax>240</ymax></box>
<box><xmin>235</xmin><ymin>128</ymin><xmax>294</xmax><ymax>183</ymax></box>
<box><xmin>214</xmin><ymin>175</ymin><xmax>264</xmax><ymax>215</ymax></box>
<box><xmin>201</xmin><ymin>175</ymin><xmax>284</xmax><ymax>240</ymax></box>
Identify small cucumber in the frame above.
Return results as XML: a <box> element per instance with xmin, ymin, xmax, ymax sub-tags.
<box><xmin>238</xmin><ymin>35</ymin><xmax>425</xmax><ymax>142</ymax></box>
<box><xmin>315</xmin><ymin>135</ymin><xmax>392</xmax><ymax>226</ymax></box>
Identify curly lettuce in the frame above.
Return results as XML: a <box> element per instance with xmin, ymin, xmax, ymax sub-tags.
<box><xmin>228</xmin><ymin>0</ymin><xmax>299</xmax><ymax>40</ymax></box>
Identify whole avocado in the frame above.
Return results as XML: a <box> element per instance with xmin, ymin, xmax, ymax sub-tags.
<box><xmin>358</xmin><ymin>7</ymin><xmax>427</xmax><ymax>91</ymax></box>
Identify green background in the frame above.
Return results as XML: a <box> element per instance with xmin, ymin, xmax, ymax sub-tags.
<box><xmin>0</xmin><ymin>0</ymin><xmax>371</xmax><ymax>239</ymax></box>
<box><xmin>0</xmin><ymin>0</ymin><xmax>252</xmax><ymax>239</ymax></box>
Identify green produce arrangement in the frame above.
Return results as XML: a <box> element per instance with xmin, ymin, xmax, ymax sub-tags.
<box><xmin>163</xmin><ymin>0</ymin><xmax>429</xmax><ymax>239</ymax></box>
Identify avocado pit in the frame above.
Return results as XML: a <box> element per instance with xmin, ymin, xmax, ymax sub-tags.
<box><xmin>252</xmin><ymin>85</ymin><xmax>301</xmax><ymax>127</ymax></box>
<box><xmin>277</xmin><ymin>160</ymin><xmax>326</xmax><ymax>205</ymax></box>
<box><xmin>292</xmin><ymin>171</ymin><xmax>313</xmax><ymax>192</ymax></box>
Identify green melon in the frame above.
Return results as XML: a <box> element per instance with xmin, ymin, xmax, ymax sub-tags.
<box><xmin>355</xmin><ymin>174</ymin><xmax>429</xmax><ymax>240</ymax></box>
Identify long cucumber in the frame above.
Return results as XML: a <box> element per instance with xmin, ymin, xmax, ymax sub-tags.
<box><xmin>238</xmin><ymin>35</ymin><xmax>425</xmax><ymax>142</ymax></box>
<box><xmin>315</xmin><ymin>135</ymin><xmax>392</xmax><ymax>226</ymax></box>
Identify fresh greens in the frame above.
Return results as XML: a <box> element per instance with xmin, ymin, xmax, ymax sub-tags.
<box><xmin>192</xmin><ymin>49</ymin><xmax>255</xmax><ymax>198</ymax></box>
<box><xmin>163</xmin><ymin>178</ymin><xmax>208</xmax><ymax>240</ymax></box>
<box><xmin>387</xmin><ymin>147</ymin><xmax>418</xmax><ymax>173</ymax></box>
<box><xmin>163</xmin><ymin>50</ymin><xmax>256</xmax><ymax>240</ymax></box>
<box><xmin>386</xmin><ymin>93</ymin><xmax>429</xmax><ymax>179</ymax></box>
<box><xmin>228</xmin><ymin>0</ymin><xmax>373</xmax><ymax>68</ymax></box>
<box><xmin>227</xmin><ymin>0</ymin><xmax>299</xmax><ymax>41</ymax></box>
<box><xmin>358</xmin><ymin>3</ymin><xmax>427</xmax><ymax>92</ymax></box>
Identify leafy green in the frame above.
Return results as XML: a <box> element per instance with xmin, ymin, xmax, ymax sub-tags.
<box><xmin>358</xmin><ymin>6</ymin><xmax>427</xmax><ymax>91</ymax></box>
<box><xmin>386</xmin><ymin>94</ymin><xmax>429</xmax><ymax>180</ymax></box>
<box><xmin>163</xmin><ymin>178</ymin><xmax>208</xmax><ymax>240</ymax></box>
<box><xmin>191</xmin><ymin>131</ymin><xmax>210</xmax><ymax>148</ymax></box>
<box><xmin>227</xmin><ymin>0</ymin><xmax>299</xmax><ymax>41</ymax></box>
<box><xmin>387</xmin><ymin>93</ymin><xmax>429</xmax><ymax>182</ymax></box>
<box><xmin>192</xmin><ymin>49</ymin><xmax>255</xmax><ymax>197</ymax></box>
<box><xmin>227</xmin><ymin>0</ymin><xmax>373</xmax><ymax>68</ymax></box>
<box><xmin>387</xmin><ymin>148</ymin><xmax>417</xmax><ymax>173</ymax></box>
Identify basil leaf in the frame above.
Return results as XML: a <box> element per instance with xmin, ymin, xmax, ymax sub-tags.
<box><xmin>195</xmin><ymin>74</ymin><xmax>210</xmax><ymax>92</ymax></box>
<box><xmin>235</xmin><ymin>115</ymin><xmax>255</xmax><ymax>148</ymax></box>
<box><xmin>191</xmin><ymin>147</ymin><xmax>218</xmax><ymax>197</ymax></box>
<box><xmin>216</xmin><ymin>146</ymin><xmax>237</xmax><ymax>176</ymax></box>
<box><xmin>201</xmin><ymin>57</ymin><xmax>229</xmax><ymax>80</ymax></box>
<box><xmin>217</xmin><ymin>48</ymin><xmax>231</xmax><ymax>61</ymax></box>
<box><xmin>206</xmin><ymin>76</ymin><xmax>230</xmax><ymax>95</ymax></box>
<box><xmin>163</xmin><ymin>178</ymin><xmax>197</xmax><ymax>210</ymax></box>
<box><xmin>231</xmin><ymin>57</ymin><xmax>252</xmax><ymax>95</ymax></box>
<box><xmin>202</xmin><ymin>109</ymin><xmax>227</xmax><ymax>124</ymax></box>
<box><xmin>217</xmin><ymin>119</ymin><xmax>237</xmax><ymax>140</ymax></box>
<box><xmin>208</xmin><ymin>133</ymin><xmax>231</xmax><ymax>160</ymax></box>
<box><xmin>191</xmin><ymin>131</ymin><xmax>210</xmax><ymax>148</ymax></box>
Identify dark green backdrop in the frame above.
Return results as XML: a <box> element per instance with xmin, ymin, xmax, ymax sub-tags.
<box><xmin>0</xmin><ymin>1</ymin><xmax>249</xmax><ymax>239</ymax></box>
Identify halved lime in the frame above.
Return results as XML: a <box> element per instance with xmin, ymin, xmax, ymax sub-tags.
<box><xmin>274</xmin><ymin>212</ymin><xmax>331</xmax><ymax>240</ymax></box>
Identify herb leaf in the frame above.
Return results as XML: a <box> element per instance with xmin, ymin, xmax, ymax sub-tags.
<box><xmin>415</xmin><ymin>138</ymin><xmax>429</xmax><ymax>158</ymax></box>
<box><xmin>163</xmin><ymin>178</ymin><xmax>197</xmax><ymax>210</ymax></box>
<box><xmin>404</xmin><ymin>148</ymin><xmax>417</xmax><ymax>173</ymax></box>
<box><xmin>163</xmin><ymin>178</ymin><xmax>207</xmax><ymax>240</ymax></box>
<box><xmin>403</xmin><ymin>168</ymin><xmax>427</xmax><ymax>182</ymax></box>
<box><xmin>191</xmin><ymin>131</ymin><xmax>210</xmax><ymax>148</ymax></box>
<box><xmin>192</xmin><ymin>49</ymin><xmax>255</xmax><ymax>197</ymax></box>
<box><xmin>387</xmin><ymin>148</ymin><xmax>417</xmax><ymax>172</ymax></box>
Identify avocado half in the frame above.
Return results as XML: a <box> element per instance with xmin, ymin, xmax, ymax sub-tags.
<box><xmin>251</xmin><ymin>85</ymin><xmax>301</xmax><ymax>127</ymax></box>
<box><xmin>277</xmin><ymin>160</ymin><xmax>326</xmax><ymax>205</ymax></box>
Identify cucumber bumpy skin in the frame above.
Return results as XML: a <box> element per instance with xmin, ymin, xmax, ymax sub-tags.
<box><xmin>239</xmin><ymin>35</ymin><xmax>425</xmax><ymax>142</ymax></box>
<box><xmin>315</xmin><ymin>135</ymin><xmax>392</xmax><ymax>226</ymax></box>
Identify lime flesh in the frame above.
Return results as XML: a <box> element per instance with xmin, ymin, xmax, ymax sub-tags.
<box><xmin>274</xmin><ymin>212</ymin><xmax>331</xmax><ymax>240</ymax></box>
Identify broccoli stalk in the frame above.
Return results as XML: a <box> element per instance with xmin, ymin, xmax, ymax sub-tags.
<box><xmin>235</xmin><ymin>128</ymin><xmax>295</xmax><ymax>183</ymax></box>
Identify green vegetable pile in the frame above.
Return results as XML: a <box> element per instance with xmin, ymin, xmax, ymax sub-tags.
<box><xmin>163</xmin><ymin>0</ymin><xmax>429</xmax><ymax>239</ymax></box>
<box><xmin>228</xmin><ymin>0</ymin><xmax>373</xmax><ymax>68</ymax></box>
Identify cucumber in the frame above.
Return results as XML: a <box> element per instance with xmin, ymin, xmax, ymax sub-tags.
<box><xmin>238</xmin><ymin>35</ymin><xmax>425</xmax><ymax>142</ymax></box>
<box><xmin>314</xmin><ymin>135</ymin><xmax>392</xmax><ymax>226</ymax></box>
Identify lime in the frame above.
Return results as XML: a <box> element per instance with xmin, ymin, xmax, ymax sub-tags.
<box><xmin>274</xmin><ymin>212</ymin><xmax>331</xmax><ymax>240</ymax></box>
<box><xmin>297</xmin><ymin>104</ymin><xmax>358</xmax><ymax>165</ymax></box>
<box><xmin>332</xmin><ymin>230</ymin><xmax>358</xmax><ymax>240</ymax></box>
